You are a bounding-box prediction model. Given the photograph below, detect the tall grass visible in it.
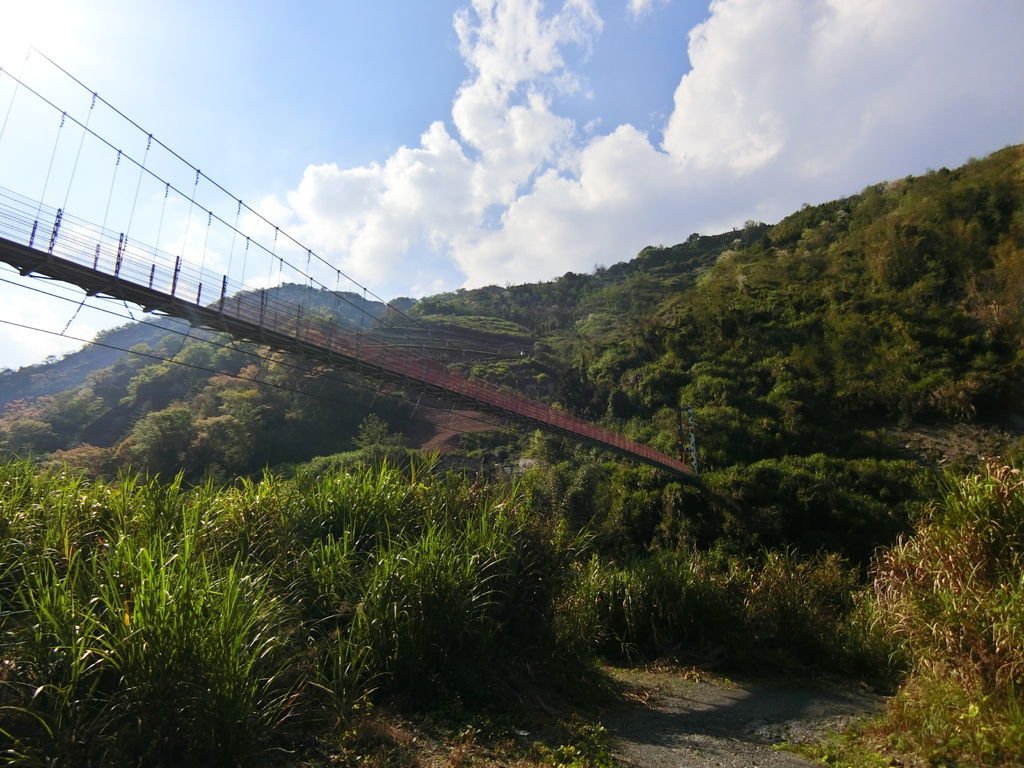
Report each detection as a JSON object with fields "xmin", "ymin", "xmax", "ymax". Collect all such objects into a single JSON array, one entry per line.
[
  {"xmin": 0, "ymin": 455, "xmax": 892, "ymax": 766},
  {"xmin": 554, "ymin": 546, "xmax": 867, "ymax": 668},
  {"xmin": 1, "ymin": 465, "xmax": 296, "ymax": 766},
  {"xmin": 0, "ymin": 459, "xmax": 579, "ymax": 764},
  {"xmin": 869, "ymin": 461, "xmax": 1024, "ymax": 765},
  {"xmin": 92, "ymin": 538, "xmax": 290, "ymax": 764},
  {"xmin": 10, "ymin": 553, "xmax": 105, "ymax": 763}
]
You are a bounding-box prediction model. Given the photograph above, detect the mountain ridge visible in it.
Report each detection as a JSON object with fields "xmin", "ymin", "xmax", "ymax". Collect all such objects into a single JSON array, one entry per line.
[{"xmin": 0, "ymin": 145, "xmax": 1019, "ymax": 494}]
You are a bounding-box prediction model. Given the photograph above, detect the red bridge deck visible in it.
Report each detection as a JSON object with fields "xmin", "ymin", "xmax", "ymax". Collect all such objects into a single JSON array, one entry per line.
[{"xmin": 0, "ymin": 189, "xmax": 692, "ymax": 478}]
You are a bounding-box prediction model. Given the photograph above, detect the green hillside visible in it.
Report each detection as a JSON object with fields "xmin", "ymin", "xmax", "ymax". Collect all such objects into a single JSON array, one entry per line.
[
  {"xmin": 0, "ymin": 145, "xmax": 1022, "ymax": 767},
  {"xmin": 1, "ymin": 147, "xmax": 1021, "ymax": 520},
  {"xmin": 416, "ymin": 146, "xmax": 1023, "ymax": 464},
  {"xmin": 0, "ymin": 286, "xmax": 387, "ymax": 411},
  {"xmin": 407, "ymin": 146, "xmax": 1024, "ymax": 560}
]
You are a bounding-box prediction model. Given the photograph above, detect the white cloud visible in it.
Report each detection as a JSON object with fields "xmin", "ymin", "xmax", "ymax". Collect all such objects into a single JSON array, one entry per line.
[
  {"xmin": 664, "ymin": 0, "xmax": 1024, "ymax": 181},
  {"xmin": 277, "ymin": 0, "xmax": 1024, "ymax": 298},
  {"xmin": 275, "ymin": 0, "xmax": 603, "ymax": 292},
  {"xmin": 450, "ymin": 125, "xmax": 691, "ymax": 285},
  {"xmin": 452, "ymin": 0, "xmax": 600, "ymax": 207},
  {"xmin": 627, "ymin": 0, "xmax": 669, "ymax": 21},
  {"xmin": 454, "ymin": 0, "xmax": 599, "ymax": 92},
  {"xmin": 280, "ymin": 120, "xmax": 476, "ymax": 287}
]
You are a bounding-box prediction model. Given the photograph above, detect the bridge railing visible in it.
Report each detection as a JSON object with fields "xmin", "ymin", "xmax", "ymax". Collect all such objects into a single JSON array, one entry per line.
[{"xmin": 0, "ymin": 185, "xmax": 691, "ymax": 477}]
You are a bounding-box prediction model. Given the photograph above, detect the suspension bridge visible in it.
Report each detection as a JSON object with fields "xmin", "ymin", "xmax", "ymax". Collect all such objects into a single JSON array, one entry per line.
[{"xmin": 0, "ymin": 53, "xmax": 692, "ymax": 478}]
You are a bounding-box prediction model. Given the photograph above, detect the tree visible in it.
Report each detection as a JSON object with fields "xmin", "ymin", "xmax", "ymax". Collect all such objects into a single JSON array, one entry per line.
[
  {"xmin": 1, "ymin": 418, "xmax": 60, "ymax": 454},
  {"xmin": 122, "ymin": 405, "xmax": 194, "ymax": 476},
  {"xmin": 354, "ymin": 413, "xmax": 403, "ymax": 450}
]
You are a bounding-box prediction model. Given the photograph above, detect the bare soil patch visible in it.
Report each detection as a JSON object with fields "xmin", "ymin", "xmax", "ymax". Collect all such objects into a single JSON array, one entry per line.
[
  {"xmin": 417, "ymin": 408, "xmax": 496, "ymax": 453},
  {"xmin": 603, "ymin": 666, "xmax": 883, "ymax": 768}
]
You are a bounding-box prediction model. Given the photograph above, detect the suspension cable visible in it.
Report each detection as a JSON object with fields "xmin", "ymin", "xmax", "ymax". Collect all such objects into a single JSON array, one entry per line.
[
  {"xmin": 60, "ymin": 91, "xmax": 97, "ymax": 211},
  {"xmin": 226, "ymin": 199, "xmax": 241, "ymax": 277},
  {"xmin": 0, "ymin": 69, "xmax": 391, "ymax": 334},
  {"xmin": 98, "ymin": 149, "xmax": 122, "ymax": 246},
  {"xmin": 36, "ymin": 111, "xmax": 66, "ymax": 214},
  {"xmin": 178, "ymin": 169, "xmax": 200, "ymax": 267},
  {"xmin": 27, "ymin": 47, "xmax": 426, "ymax": 328},
  {"xmin": 0, "ymin": 52, "xmax": 30, "ymax": 146},
  {"xmin": 199, "ymin": 210, "xmax": 212, "ymax": 284},
  {"xmin": 153, "ymin": 182, "xmax": 170, "ymax": 259},
  {"xmin": 125, "ymin": 134, "xmax": 153, "ymax": 239}
]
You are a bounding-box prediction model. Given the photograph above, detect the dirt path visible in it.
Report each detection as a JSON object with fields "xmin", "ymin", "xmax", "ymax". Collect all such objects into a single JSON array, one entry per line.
[{"xmin": 603, "ymin": 667, "xmax": 882, "ymax": 768}]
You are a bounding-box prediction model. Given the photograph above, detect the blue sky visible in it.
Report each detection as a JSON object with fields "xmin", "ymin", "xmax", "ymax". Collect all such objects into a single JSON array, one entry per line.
[{"xmin": 0, "ymin": 0, "xmax": 1021, "ymax": 369}]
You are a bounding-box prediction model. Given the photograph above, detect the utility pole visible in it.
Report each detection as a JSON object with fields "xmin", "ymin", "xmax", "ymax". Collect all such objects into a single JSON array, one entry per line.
[
  {"xmin": 676, "ymin": 406, "xmax": 700, "ymax": 475},
  {"xmin": 686, "ymin": 406, "xmax": 699, "ymax": 475}
]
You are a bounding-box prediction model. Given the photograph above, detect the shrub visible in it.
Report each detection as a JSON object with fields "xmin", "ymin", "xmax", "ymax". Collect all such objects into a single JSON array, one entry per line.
[
  {"xmin": 874, "ymin": 463, "xmax": 1024, "ymax": 690},
  {"xmin": 555, "ymin": 546, "xmax": 866, "ymax": 668},
  {"xmin": 870, "ymin": 462, "xmax": 1024, "ymax": 765},
  {"xmin": 744, "ymin": 548, "xmax": 858, "ymax": 664}
]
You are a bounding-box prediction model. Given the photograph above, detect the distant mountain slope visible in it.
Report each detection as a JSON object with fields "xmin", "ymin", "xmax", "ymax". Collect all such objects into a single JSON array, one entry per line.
[
  {"xmin": 0, "ymin": 287, "xmax": 388, "ymax": 409},
  {"xmin": 0, "ymin": 318, "xmax": 195, "ymax": 408},
  {"xmin": 0, "ymin": 146, "xmax": 1019, "ymax": 506},
  {"xmin": 409, "ymin": 145, "xmax": 1023, "ymax": 469}
]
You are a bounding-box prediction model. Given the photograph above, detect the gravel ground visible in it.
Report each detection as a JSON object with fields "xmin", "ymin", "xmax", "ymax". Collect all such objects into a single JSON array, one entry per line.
[{"xmin": 603, "ymin": 667, "xmax": 883, "ymax": 768}]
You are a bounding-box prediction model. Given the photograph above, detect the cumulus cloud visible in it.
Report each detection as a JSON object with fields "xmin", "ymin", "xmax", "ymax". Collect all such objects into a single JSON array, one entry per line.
[
  {"xmin": 273, "ymin": 0, "xmax": 602, "ymax": 292},
  {"xmin": 277, "ymin": 0, "xmax": 1024, "ymax": 298},
  {"xmin": 280, "ymin": 121, "xmax": 476, "ymax": 287},
  {"xmin": 663, "ymin": 0, "xmax": 1024, "ymax": 185}
]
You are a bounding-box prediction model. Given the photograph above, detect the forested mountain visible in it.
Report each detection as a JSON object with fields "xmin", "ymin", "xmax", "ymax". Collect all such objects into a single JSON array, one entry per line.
[
  {"xmin": 417, "ymin": 145, "xmax": 1023, "ymax": 463},
  {"xmin": 1, "ymin": 146, "xmax": 1022, "ymax": 768},
  {"xmin": 0, "ymin": 286, "xmax": 392, "ymax": 410},
  {"xmin": 1, "ymin": 146, "xmax": 1021, "ymax": 548},
  {"xmin": 404, "ymin": 145, "xmax": 1023, "ymax": 560}
]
